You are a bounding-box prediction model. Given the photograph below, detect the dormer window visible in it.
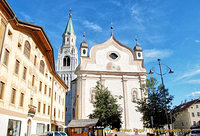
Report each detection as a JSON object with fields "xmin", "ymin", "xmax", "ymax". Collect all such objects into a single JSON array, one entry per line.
[{"xmin": 109, "ymin": 53, "xmax": 118, "ymax": 60}]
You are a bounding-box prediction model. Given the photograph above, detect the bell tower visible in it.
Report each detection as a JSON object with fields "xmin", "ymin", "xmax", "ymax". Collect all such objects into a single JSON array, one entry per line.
[
  {"xmin": 134, "ymin": 38, "xmax": 143, "ymax": 60},
  {"xmin": 57, "ymin": 10, "xmax": 78, "ymax": 90}
]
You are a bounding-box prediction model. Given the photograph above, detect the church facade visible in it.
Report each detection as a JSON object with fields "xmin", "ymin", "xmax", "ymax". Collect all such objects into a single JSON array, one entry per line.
[{"xmin": 72, "ymin": 34, "xmax": 147, "ymax": 130}]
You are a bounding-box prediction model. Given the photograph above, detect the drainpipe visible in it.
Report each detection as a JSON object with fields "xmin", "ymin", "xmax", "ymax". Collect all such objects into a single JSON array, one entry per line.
[{"xmin": 50, "ymin": 76, "xmax": 55, "ymax": 131}]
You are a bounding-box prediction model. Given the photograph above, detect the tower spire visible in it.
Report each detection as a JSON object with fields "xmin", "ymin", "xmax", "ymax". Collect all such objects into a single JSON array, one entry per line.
[{"xmin": 64, "ymin": 9, "xmax": 74, "ymax": 34}]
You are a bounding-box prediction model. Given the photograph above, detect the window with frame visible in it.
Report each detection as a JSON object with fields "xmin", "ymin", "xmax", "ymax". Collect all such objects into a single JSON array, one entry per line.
[
  {"xmin": 48, "ymin": 105, "xmax": 50, "ymax": 115},
  {"xmin": 39, "ymin": 81, "xmax": 42, "ymax": 92},
  {"xmin": 54, "ymin": 108, "xmax": 56, "ymax": 117},
  {"xmin": 109, "ymin": 53, "xmax": 118, "ymax": 60},
  {"xmin": 7, "ymin": 119, "xmax": 21, "ymax": 136},
  {"xmin": 22, "ymin": 66, "xmax": 27, "ymax": 80},
  {"xmin": 3, "ymin": 49, "xmax": 9, "ymax": 66},
  {"xmin": 63, "ymin": 56, "xmax": 70, "ymax": 67},
  {"xmin": 43, "ymin": 104, "xmax": 46, "ymax": 114},
  {"xmin": 196, "ymin": 105, "xmax": 199, "ymax": 108},
  {"xmin": 36, "ymin": 123, "xmax": 45, "ymax": 135},
  {"xmin": 0, "ymin": 81, "xmax": 5, "ymax": 99},
  {"xmin": 23, "ymin": 41, "xmax": 31, "ymax": 58},
  {"xmin": 44, "ymin": 85, "xmax": 47, "ymax": 94},
  {"xmin": 11, "ymin": 88, "xmax": 16, "ymax": 104},
  {"xmin": 38, "ymin": 102, "xmax": 41, "ymax": 112},
  {"xmin": 15, "ymin": 60, "xmax": 20, "ymax": 75},
  {"xmin": 197, "ymin": 112, "xmax": 200, "ymax": 116},
  {"xmin": 20, "ymin": 92, "xmax": 24, "ymax": 107},
  {"xmin": 49, "ymin": 88, "xmax": 51, "ymax": 97},
  {"xmin": 192, "ymin": 112, "xmax": 195, "ymax": 117},
  {"xmin": 39, "ymin": 60, "xmax": 45, "ymax": 74},
  {"xmin": 32, "ymin": 75, "xmax": 35, "ymax": 86},
  {"xmin": 34, "ymin": 55, "xmax": 37, "ymax": 66}
]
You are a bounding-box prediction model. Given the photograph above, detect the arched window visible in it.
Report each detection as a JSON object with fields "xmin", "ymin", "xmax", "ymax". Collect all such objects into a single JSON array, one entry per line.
[
  {"xmin": 131, "ymin": 89, "xmax": 138, "ymax": 102},
  {"xmin": 39, "ymin": 60, "xmax": 45, "ymax": 74},
  {"xmin": 67, "ymin": 57, "xmax": 70, "ymax": 66},
  {"xmin": 63, "ymin": 56, "xmax": 70, "ymax": 67},
  {"xmin": 63, "ymin": 57, "xmax": 66, "ymax": 66},
  {"xmin": 24, "ymin": 41, "xmax": 31, "ymax": 58}
]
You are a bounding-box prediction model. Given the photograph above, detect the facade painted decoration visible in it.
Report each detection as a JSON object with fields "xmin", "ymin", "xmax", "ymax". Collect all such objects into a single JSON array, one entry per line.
[
  {"xmin": 0, "ymin": 1, "xmax": 67, "ymax": 135},
  {"xmin": 72, "ymin": 34, "xmax": 147, "ymax": 131}
]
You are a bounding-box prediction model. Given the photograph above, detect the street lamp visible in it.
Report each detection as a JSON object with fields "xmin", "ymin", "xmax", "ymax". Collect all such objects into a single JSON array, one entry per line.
[{"xmin": 149, "ymin": 58, "xmax": 174, "ymax": 132}]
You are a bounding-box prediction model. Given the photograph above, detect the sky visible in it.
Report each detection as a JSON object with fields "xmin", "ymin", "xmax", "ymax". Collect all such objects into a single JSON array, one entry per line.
[{"xmin": 7, "ymin": 0, "xmax": 200, "ymax": 106}]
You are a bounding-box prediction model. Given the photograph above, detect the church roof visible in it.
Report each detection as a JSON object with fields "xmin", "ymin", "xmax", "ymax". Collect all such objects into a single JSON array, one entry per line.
[{"xmin": 64, "ymin": 13, "xmax": 74, "ymax": 34}]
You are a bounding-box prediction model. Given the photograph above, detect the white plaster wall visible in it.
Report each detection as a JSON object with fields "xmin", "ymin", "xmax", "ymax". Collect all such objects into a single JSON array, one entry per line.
[
  {"xmin": 126, "ymin": 78, "xmax": 144, "ymax": 130},
  {"xmin": 84, "ymin": 78, "xmax": 98, "ymax": 118},
  {"xmin": 105, "ymin": 78, "xmax": 126, "ymax": 128}
]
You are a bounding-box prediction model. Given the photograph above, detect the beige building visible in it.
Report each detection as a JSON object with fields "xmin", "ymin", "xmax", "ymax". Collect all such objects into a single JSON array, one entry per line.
[
  {"xmin": 0, "ymin": 0, "xmax": 67, "ymax": 135},
  {"xmin": 173, "ymin": 98, "xmax": 200, "ymax": 129},
  {"xmin": 72, "ymin": 34, "xmax": 147, "ymax": 132}
]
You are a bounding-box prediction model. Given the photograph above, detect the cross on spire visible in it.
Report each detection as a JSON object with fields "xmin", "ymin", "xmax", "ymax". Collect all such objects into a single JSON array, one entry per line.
[
  {"xmin": 135, "ymin": 37, "xmax": 138, "ymax": 44},
  {"xmin": 83, "ymin": 32, "xmax": 85, "ymax": 41},
  {"xmin": 111, "ymin": 21, "xmax": 113, "ymax": 36},
  {"xmin": 69, "ymin": 8, "xmax": 72, "ymax": 18}
]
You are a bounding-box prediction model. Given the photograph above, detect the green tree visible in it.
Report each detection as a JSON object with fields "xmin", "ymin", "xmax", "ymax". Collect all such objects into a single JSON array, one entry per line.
[
  {"xmin": 89, "ymin": 81, "xmax": 122, "ymax": 129},
  {"xmin": 137, "ymin": 77, "xmax": 174, "ymax": 129}
]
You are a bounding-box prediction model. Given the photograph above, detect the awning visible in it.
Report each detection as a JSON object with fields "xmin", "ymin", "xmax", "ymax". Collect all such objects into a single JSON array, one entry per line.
[
  {"xmin": 67, "ymin": 119, "xmax": 99, "ymax": 128},
  {"xmin": 51, "ymin": 123, "xmax": 67, "ymax": 128}
]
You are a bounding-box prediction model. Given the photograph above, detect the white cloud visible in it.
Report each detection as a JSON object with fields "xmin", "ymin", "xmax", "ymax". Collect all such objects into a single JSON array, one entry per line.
[
  {"xmin": 110, "ymin": 0, "xmax": 121, "ymax": 6},
  {"xmin": 83, "ymin": 21, "xmax": 102, "ymax": 32},
  {"xmin": 187, "ymin": 91, "xmax": 200, "ymax": 97},
  {"xmin": 143, "ymin": 49, "xmax": 173, "ymax": 63},
  {"xmin": 130, "ymin": 4, "xmax": 144, "ymax": 24},
  {"xmin": 185, "ymin": 79, "xmax": 200, "ymax": 84},
  {"xmin": 20, "ymin": 12, "xmax": 33, "ymax": 23},
  {"xmin": 195, "ymin": 40, "xmax": 200, "ymax": 43},
  {"xmin": 177, "ymin": 69, "xmax": 200, "ymax": 80}
]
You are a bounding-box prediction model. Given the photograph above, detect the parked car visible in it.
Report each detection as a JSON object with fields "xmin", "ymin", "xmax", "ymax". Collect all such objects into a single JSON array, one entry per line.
[
  {"xmin": 45, "ymin": 131, "xmax": 67, "ymax": 136},
  {"xmin": 188, "ymin": 129, "xmax": 200, "ymax": 136}
]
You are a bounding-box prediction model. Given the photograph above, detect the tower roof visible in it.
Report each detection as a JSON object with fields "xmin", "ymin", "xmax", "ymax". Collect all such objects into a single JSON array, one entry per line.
[
  {"xmin": 64, "ymin": 12, "xmax": 74, "ymax": 34},
  {"xmin": 134, "ymin": 38, "xmax": 142, "ymax": 51}
]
